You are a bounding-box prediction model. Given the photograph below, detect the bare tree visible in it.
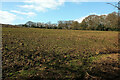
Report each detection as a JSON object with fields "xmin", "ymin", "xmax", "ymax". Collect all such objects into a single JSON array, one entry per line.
[{"xmin": 107, "ymin": 2, "xmax": 120, "ymax": 10}]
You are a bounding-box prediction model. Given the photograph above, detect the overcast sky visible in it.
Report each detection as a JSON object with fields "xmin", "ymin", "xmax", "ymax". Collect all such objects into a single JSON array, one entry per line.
[{"xmin": 0, "ymin": 0, "xmax": 118, "ymax": 24}]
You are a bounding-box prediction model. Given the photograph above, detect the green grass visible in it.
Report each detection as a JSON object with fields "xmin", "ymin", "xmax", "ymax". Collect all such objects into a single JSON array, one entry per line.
[{"xmin": 2, "ymin": 27, "xmax": 119, "ymax": 80}]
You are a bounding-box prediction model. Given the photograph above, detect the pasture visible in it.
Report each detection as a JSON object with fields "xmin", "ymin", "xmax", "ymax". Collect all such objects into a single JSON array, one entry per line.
[{"xmin": 2, "ymin": 27, "xmax": 119, "ymax": 80}]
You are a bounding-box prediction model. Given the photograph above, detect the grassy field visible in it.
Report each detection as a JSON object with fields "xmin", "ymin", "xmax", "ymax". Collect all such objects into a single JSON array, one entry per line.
[{"xmin": 2, "ymin": 27, "xmax": 120, "ymax": 80}]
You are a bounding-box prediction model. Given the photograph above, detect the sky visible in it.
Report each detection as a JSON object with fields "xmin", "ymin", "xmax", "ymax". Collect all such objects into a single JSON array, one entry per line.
[{"xmin": 0, "ymin": 0, "xmax": 119, "ymax": 25}]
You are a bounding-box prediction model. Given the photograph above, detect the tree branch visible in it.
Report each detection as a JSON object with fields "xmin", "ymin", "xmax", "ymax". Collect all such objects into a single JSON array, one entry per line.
[{"xmin": 107, "ymin": 3, "xmax": 120, "ymax": 10}]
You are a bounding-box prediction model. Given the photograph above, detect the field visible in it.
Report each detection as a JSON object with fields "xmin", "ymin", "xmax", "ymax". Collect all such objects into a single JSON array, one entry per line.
[{"xmin": 2, "ymin": 27, "xmax": 120, "ymax": 80}]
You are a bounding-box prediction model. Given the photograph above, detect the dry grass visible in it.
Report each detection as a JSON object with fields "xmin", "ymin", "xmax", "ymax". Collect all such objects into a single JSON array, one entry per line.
[{"xmin": 2, "ymin": 27, "xmax": 119, "ymax": 80}]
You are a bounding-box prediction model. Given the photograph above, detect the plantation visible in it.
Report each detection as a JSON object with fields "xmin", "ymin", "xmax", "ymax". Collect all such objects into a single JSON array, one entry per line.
[{"xmin": 2, "ymin": 27, "xmax": 120, "ymax": 80}]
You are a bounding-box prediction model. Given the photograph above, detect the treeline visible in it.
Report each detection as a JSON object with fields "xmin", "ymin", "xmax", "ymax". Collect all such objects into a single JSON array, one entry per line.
[
  {"xmin": 1, "ymin": 24, "xmax": 19, "ymax": 28},
  {"xmin": 20, "ymin": 12, "xmax": 119, "ymax": 31}
]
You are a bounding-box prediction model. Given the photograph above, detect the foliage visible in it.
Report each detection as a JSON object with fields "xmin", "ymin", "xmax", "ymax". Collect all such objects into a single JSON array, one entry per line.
[{"xmin": 17, "ymin": 12, "xmax": 120, "ymax": 31}]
